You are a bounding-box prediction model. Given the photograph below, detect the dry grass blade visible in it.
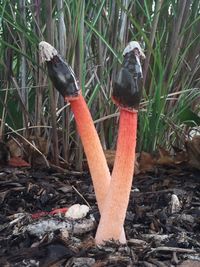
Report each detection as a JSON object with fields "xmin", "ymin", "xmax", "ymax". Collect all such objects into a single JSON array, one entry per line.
[
  {"xmin": 4, "ymin": 122, "xmax": 49, "ymax": 168},
  {"xmin": 0, "ymin": 1, "xmax": 200, "ymax": 165},
  {"xmin": 72, "ymin": 186, "xmax": 92, "ymax": 209}
]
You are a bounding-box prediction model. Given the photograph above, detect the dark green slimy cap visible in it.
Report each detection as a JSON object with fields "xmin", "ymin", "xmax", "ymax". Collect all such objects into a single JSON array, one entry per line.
[
  {"xmin": 112, "ymin": 42, "xmax": 145, "ymax": 110},
  {"xmin": 39, "ymin": 41, "xmax": 80, "ymax": 98}
]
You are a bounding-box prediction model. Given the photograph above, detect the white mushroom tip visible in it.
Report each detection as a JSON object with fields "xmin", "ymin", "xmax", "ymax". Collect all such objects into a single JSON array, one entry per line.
[
  {"xmin": 39, "ymin": 41, "xmax": 58, "ymax": 62},
  {"xmin": 123, "ymin": 41, "xmax": 145, "ymax": 59}
]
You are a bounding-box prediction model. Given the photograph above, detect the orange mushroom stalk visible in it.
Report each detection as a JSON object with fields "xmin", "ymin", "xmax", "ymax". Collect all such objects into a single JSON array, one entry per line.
[
  {"xmin": 95, "ymin": 41, "xmax": 145, "ymax": 244},
  {"xmin": 39, "ymin": 41, "xmax": 126, "ymax": 242}
]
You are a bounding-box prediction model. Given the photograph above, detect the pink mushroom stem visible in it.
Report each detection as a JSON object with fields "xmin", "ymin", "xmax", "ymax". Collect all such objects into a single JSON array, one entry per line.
[
  {"xmin": 39, "ymin": 41, "xmax": 126, "ymax": 242},
  {"xmin": 95, "ymin": 41, "xmax": 145, "ymax": 244},
  {"xmin": 95, "ymin": 108, "xmax": 137, "ymax": 243}
]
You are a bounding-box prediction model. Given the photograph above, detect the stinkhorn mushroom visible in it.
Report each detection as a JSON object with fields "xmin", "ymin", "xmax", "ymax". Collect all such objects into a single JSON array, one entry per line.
[
  {"xmin": 95, "ymin": 41, "xmax": 145, "ymax": 244},
  {"xmin": 39, "ymin": 41, "xmax": 126, "ymax": 242}
]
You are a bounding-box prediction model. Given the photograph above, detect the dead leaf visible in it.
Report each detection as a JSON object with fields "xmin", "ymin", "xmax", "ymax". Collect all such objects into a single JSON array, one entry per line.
[
  {"xmin": 157, "ymin": 146, "xmax": 174, "ymax": 165},
  {"xmin": 172, "ymin": 145, "xmax": 188, "ymax": 164},
  {"xmin": 21, "ymin": 136, "xmax": 49, "ymax": 167},
  {"xmin": 185, "ymin": 135, "xmax": 200, "ymax": 170},
  {"xmin": 82, "ymin": 149, "xmax": 115, "ymax": 170},
  {"xmin": 139, "ymin": 151, "xmax": 155, "ymax": 172},
  {"xmin": 7, "ymin": 138, "xmax": 23, "ymax": 158},
  {"xmin": 27, "ymin": 135, "xmax": 48, "ymax": 155},
  {"xmin": 83, "ymin": 149, "xmax": 139, "ymax": 174},
  {"xmin": 104, "ymin": 149, "xmax": 115, "ymax": 168},
  {"xmin": 134, "ymin": 153, "xmax": 140, "ymax": 175},
  {"xmin": 174, "ymin": 150, "xmax": 188, "ymax": 164}
]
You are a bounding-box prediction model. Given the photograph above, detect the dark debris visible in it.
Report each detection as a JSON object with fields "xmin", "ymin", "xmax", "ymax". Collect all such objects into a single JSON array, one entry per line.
[{"xmin": 0, "ymin": 165, "xmax": 200, "ymax": 266}]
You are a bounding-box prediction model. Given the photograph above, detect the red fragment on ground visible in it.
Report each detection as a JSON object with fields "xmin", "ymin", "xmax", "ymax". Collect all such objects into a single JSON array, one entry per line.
[
  {"xmin": 8, "ymin": 157, "xmax": 31, "ymax": 167},
  {"xmin": 31, "ymin": 207, "xmax": 68, "ymax": 219},
  {"xmin": 31, "ymin": 211, "xmax": 49, "ymax": 219},
  {"xmin": 49, "ymin": 207, "xmax": 68, "ymax": 215}
]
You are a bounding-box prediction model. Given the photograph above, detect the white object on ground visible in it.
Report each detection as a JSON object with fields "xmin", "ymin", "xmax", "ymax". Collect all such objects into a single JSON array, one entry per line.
[
  {"xmin": 26, "ymin": 216, "xmax": 95, "ymax": 237},
  {"xmin": 65, "ymin": 204, "xmax": 90, "ymax": 219},
  {"xmin": 170, "ymin": 194, "xmax": 181, "ymax": 214}
]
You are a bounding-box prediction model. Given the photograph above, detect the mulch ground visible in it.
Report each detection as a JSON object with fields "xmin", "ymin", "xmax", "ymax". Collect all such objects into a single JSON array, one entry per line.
[{"xmin": 0, "ymin": 164, "xmax": 200, "ymax": 267}]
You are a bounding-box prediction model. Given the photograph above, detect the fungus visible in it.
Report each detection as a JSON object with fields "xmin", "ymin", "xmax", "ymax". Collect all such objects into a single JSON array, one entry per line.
[
  {"xmin": 39, "ymin": 41, "xmax": 126, "ymax": 242},
  {"xmin": 95, "ymin": 42, "xmax": 145, "ymax": 244}
]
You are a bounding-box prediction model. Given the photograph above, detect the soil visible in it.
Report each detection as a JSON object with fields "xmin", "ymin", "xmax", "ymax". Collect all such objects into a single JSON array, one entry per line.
[{"xmin": 0, "ymin": 164, "xmax": 200, "ymax": 267}]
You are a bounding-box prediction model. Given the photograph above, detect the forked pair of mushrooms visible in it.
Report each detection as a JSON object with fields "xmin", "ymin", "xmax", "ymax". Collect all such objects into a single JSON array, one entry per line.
[{"xmin": 39, "ymin": 41, "xmax": 145, "ymax": 245}]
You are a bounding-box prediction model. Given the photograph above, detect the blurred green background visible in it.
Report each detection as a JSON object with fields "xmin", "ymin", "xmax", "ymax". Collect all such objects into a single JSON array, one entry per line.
[{"xmin": 0, "ymin": 0, "xmax": 200, "ymax": 169}]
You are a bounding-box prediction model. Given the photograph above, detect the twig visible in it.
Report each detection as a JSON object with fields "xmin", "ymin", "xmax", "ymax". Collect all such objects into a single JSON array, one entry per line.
[
  {"xmin": 6, "ymin": 125, "xmax": 53, "ymax": 134},
  {"xmin": 72, "ymin": 185, "xmax": 92, "ymax": 209},
  {"xmin": 150, "ymin": 246, "xmax": 196, "ymax": 254},
  {"xmin": 4, "ymin": 122, "xmax": 50, "ymax": 168},
  {"xmin": 0, "ymin": 84, "xmax": 9, "ymax": 139},
  {"xmin": 0, "ymin": 84, "xmax": 48, "ymax": 92}
]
